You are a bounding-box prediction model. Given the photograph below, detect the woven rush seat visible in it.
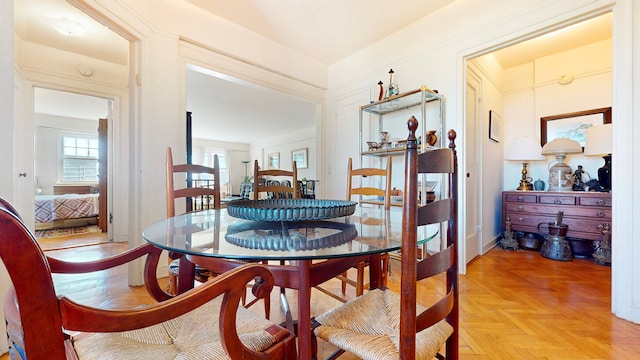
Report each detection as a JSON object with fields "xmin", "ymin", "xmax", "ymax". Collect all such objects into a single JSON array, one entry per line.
[
  {"xmin": 72, "ymin": 297, "xmax": 281, "ymax": 359},
  {"xmin": 314, "ymin": 288, "xmax": 453, "ymax": 360}
]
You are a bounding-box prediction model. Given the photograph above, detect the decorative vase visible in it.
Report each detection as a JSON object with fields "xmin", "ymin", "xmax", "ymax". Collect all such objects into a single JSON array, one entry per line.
[
  {"xmin": 534, "ymin": 179, "xmax": 545, "ymax": 191},
  {"xmin": 426, "ymin": 130, "xmax": 438, "ymax": 146},
  {"xmin": 380, "ymin": 131, "xmax": 389, "ymax": 143}
]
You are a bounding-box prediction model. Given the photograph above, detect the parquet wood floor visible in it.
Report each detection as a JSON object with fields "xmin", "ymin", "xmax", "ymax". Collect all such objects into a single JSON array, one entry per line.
[{"xmin": 2, "ymin": 235, "xmax": 639, "ymax": 359}]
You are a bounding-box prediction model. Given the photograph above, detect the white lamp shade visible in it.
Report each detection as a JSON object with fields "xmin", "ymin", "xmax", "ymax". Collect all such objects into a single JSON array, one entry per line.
[
  {"xmin": 504, "ymin": 136, "xmax": 545, "ymax": 161},
  {"xmin": 584, "ymin": 123, "xmax": 612, "ymax": 156},
  {"xmin": 541, "ymin": 138, "xmax": 582, "ymax": 155}
]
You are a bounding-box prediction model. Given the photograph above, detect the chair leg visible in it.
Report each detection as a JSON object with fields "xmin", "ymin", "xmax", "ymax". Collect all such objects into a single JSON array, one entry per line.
[
  {"xmin": 381, "ymin": 253, "xmax": 389, "ymax": 287},
  {"xmin": 355, "ymin": 261, "xmax": 365, "ymax": 296},
  {"xmin": 340, "ymin": 271, "xmax": 348, "ymax": 294}
]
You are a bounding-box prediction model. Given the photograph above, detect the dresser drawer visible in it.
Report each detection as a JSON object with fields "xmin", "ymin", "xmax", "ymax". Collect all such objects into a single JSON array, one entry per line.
[
  {"xmin": 505, "ymin": 193, "xmax": 537, "ymax": 203},
  {"xmin": 539, "ymin": 194, "xmax": 576, "ymax": 205},
  {"xmin": 505, "ymin": 203, "xmax": 611, "ymax": 219},
  {"xmin": 506, "ymin": 213, "xmax": 610, "ymax": 240},
  {"xmin": 580, "ymin": 196, "xmax": 611, "ymax": 207}
]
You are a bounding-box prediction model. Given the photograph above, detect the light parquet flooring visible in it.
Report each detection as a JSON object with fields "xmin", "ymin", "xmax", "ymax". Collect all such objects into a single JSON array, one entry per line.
[{"xmin": 2, "ymin": 237, "xmax": 639, "ymax": 359}]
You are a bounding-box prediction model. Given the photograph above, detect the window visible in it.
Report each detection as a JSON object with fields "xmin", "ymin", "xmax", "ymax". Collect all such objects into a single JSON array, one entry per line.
[
  {"xmin": 204, "ymin": 151, "xmax": 228, "ymax": 184},
  {"xmin": 61, "ymin": 133, "xmax": 99, "ymax": 182}
]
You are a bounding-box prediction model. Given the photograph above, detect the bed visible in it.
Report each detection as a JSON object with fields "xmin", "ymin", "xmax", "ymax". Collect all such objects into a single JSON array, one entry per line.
[{"xmin": 35, "ymin": 186, "xmax": 100, "ymax": 230}]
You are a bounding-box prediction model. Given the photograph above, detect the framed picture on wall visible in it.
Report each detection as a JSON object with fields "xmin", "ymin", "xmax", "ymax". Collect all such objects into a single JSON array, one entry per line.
[
  {"xmin": 268, "ymin": 152, "xmax": 280, "ymax": 169},
  {"xmin": 489, "ymin": 110, "xmax": 501, "ymax": 142},
  {"xmin": 540, "ymin": 107, "xmax": 612, "ymax": 147},
  {"xmin": 292, "ymin": 148, "xmax": 308, "ymax": 169}
]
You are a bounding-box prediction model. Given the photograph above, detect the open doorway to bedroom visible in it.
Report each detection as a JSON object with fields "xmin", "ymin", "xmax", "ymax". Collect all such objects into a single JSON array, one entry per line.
[{"xmin": 33, "ymin": 87, "xmax": 110, "ymax": 248}]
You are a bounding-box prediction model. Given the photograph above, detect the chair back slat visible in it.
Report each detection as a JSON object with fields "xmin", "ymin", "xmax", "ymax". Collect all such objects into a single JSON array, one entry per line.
[
  {"xmin": 416, "ymin": 198, "xmax": 453, "ymax": 226},
  {"xmin": 416, "ymin": 244, "xmax": 455, "ymax": 280}
]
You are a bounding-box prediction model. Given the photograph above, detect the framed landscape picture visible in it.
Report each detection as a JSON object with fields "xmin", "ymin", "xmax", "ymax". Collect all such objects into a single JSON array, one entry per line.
[
  {"xmin": 540, "ymin": 107, "xmax": 612, "ymax": 147},
  {"xmin": 292, "ymin": 148, "xmax": 308, "ymax": 169},
  {"xmin": 268, "ymin": 152, "xmax": 279, "ymax": 169}
]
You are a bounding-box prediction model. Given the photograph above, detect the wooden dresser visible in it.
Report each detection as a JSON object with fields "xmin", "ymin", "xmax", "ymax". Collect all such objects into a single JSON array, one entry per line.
[{"xmin": 502, "ymin": 190, "xmax": 611, "ymax": 256}]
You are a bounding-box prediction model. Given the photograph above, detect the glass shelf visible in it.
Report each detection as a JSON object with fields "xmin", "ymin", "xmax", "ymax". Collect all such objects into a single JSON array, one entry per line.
[{"xmin": 360, "ymin": 86, "xmax": 442, "ymax": 116}]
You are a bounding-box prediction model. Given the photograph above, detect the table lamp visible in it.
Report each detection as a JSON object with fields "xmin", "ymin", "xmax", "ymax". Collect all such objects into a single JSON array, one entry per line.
[
  {"xmin": 583, "ymin": 123, "xmax": 612, "ymax": 191},
  {"xmin": 541, "ymin": 138, "xmax": 582, "ymax": 191},
  {"xmin": 504, "ymin": 136, "xmax": 545, "ymax": 190}
]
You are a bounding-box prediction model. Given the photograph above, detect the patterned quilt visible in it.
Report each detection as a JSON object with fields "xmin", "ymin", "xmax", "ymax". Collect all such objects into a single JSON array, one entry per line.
[{"xmin": 35, "ymin": 194, "xmax": 99, "ymax": 223}]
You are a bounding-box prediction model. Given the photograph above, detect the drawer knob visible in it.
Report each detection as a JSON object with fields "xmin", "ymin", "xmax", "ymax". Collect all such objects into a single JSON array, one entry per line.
[
  {"xmin": 517, "ymin": 196, "xmax": 524, "ymax": 202},
  {"xmin": 517, "ymin": 205, "xmax": 524, "ymax": 211},
  {"xmin": 516, "ymin": 217, "xmax": 524, "ymax": 222},
  {"xmin": 596, "ymin": 199, "xmax": 606, "ymax": 206},
  {"xmin": 597, "ymin": 211, "xmax": 605, "ymax": 218},
  {"xmin": 597, "ymin": 224, "xmax": 605, "ymax": 231},
  {"xmin": 553, "ymin": 199, "xmax": 561, "ymax": 205}
]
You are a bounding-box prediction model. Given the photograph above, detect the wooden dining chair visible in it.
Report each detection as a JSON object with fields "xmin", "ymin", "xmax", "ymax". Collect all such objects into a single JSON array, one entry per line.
[
  {"xmin": 0, "ymin": 197, "xmax": 296, "ymax": 360},
  {"xmin": 329, "ymin": 157, "xmax": 392, "ymax": 301},
  {"xmin": 253, "ymin": 160, "xmax": 299, "ymax": 199},
  {"xmin": 166, "ymin": 147, "xmax": 221, "ymax": 294},
  {"xmin": 314, "ymin": 119, "xmax": 459, "ymax": 360},
  {"xmin": 166, "ymin": 148, "xmax": 270, "ymax": 315}
]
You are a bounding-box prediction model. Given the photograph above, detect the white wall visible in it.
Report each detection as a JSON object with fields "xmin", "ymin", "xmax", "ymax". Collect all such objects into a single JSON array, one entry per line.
[
  {"xmin": 503, "ymin": 39, "xmax": 612, "ymax": 190},
  {"xmin": 254, "ymin": 127, "xmax": 317, "ymax": 183}
]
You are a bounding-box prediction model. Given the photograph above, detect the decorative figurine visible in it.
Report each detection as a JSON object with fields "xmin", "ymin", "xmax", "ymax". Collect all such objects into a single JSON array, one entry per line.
[
  {"xmin": 387, "ymin": 69, "xmax": 396, "ymax": 97},
  {"xmin": 377, "ymin": 81, "xmax": 384, "ymax": 101},
  {"xmin": 499, "ymin": 216, "xmax": 519, "ymax": 250},
  {"xmin": 585, "ymin": 179, "xmax": 604, "ymax": 192},
  {"xmin": 592, "ymin": 223, "xmax": 611, "ymax": 266},
  {"xmin": 572, "ymin": 165, "xmax": 587, "ymax": 191}
]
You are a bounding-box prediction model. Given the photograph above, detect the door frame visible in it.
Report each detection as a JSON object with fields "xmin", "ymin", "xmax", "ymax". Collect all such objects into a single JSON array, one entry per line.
[{"xmin": 26, "ymin": 83, "xmax": 121, "ymax": 239}]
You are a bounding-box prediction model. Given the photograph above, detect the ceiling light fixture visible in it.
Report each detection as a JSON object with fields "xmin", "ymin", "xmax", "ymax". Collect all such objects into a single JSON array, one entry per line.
[{"xmin": 48, "ymin": 17, "xmax": 86, "ymax": 37}]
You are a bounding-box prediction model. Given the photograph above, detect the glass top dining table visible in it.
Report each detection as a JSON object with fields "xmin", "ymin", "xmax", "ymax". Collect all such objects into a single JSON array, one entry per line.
[
  {"xmin": 142, "ymin": 205, "xmax": 414, "ymax": 261},
  {"xmin": 142, "ymin": 204, "xmax": 437, "ymax": 360}
]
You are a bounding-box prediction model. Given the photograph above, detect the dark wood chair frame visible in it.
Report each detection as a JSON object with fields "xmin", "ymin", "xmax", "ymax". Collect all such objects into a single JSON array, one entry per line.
[
  {"xmin": 0, "ymin": 198, "xmax": 296, "ymax": 360},
  {"xmin": 399, "ymin": 120, "xmax": 459, "ymax": 359},
  {"xmin": 314, "ymin": 119, "xmax": 459, "ymax": 360}
]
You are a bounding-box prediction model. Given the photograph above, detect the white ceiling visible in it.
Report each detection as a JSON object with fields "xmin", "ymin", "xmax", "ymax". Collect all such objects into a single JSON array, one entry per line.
[
  {"xmin": 184, "ymin": 0, "xmax": 454, "ymax": 65},
  {"xmin": 18, "ymin": 0, "xmax": 612, "ymax": 143}
]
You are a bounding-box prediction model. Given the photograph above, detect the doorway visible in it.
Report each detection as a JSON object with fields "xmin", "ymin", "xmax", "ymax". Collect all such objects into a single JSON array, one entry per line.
[
  {"xmin": 463, "ymin": 12, "xmax": 612, "ymax": 261},
  {"xmin": 185, "ymin": 65, "xmax": 318, "ymax": 197},
  {"xmin": 33, "ymin": 87, "xmax": 110, "ymax": 246}
]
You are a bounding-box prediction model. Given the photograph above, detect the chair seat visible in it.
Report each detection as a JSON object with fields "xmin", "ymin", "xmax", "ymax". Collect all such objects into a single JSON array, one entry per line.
[
  {"xmin": 73, "ymin": 297, "xmax": 279, "ymax": 359},
  {"xmin": 314, "ymin": 288, "xmax": 453, "ymax": 360}
]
